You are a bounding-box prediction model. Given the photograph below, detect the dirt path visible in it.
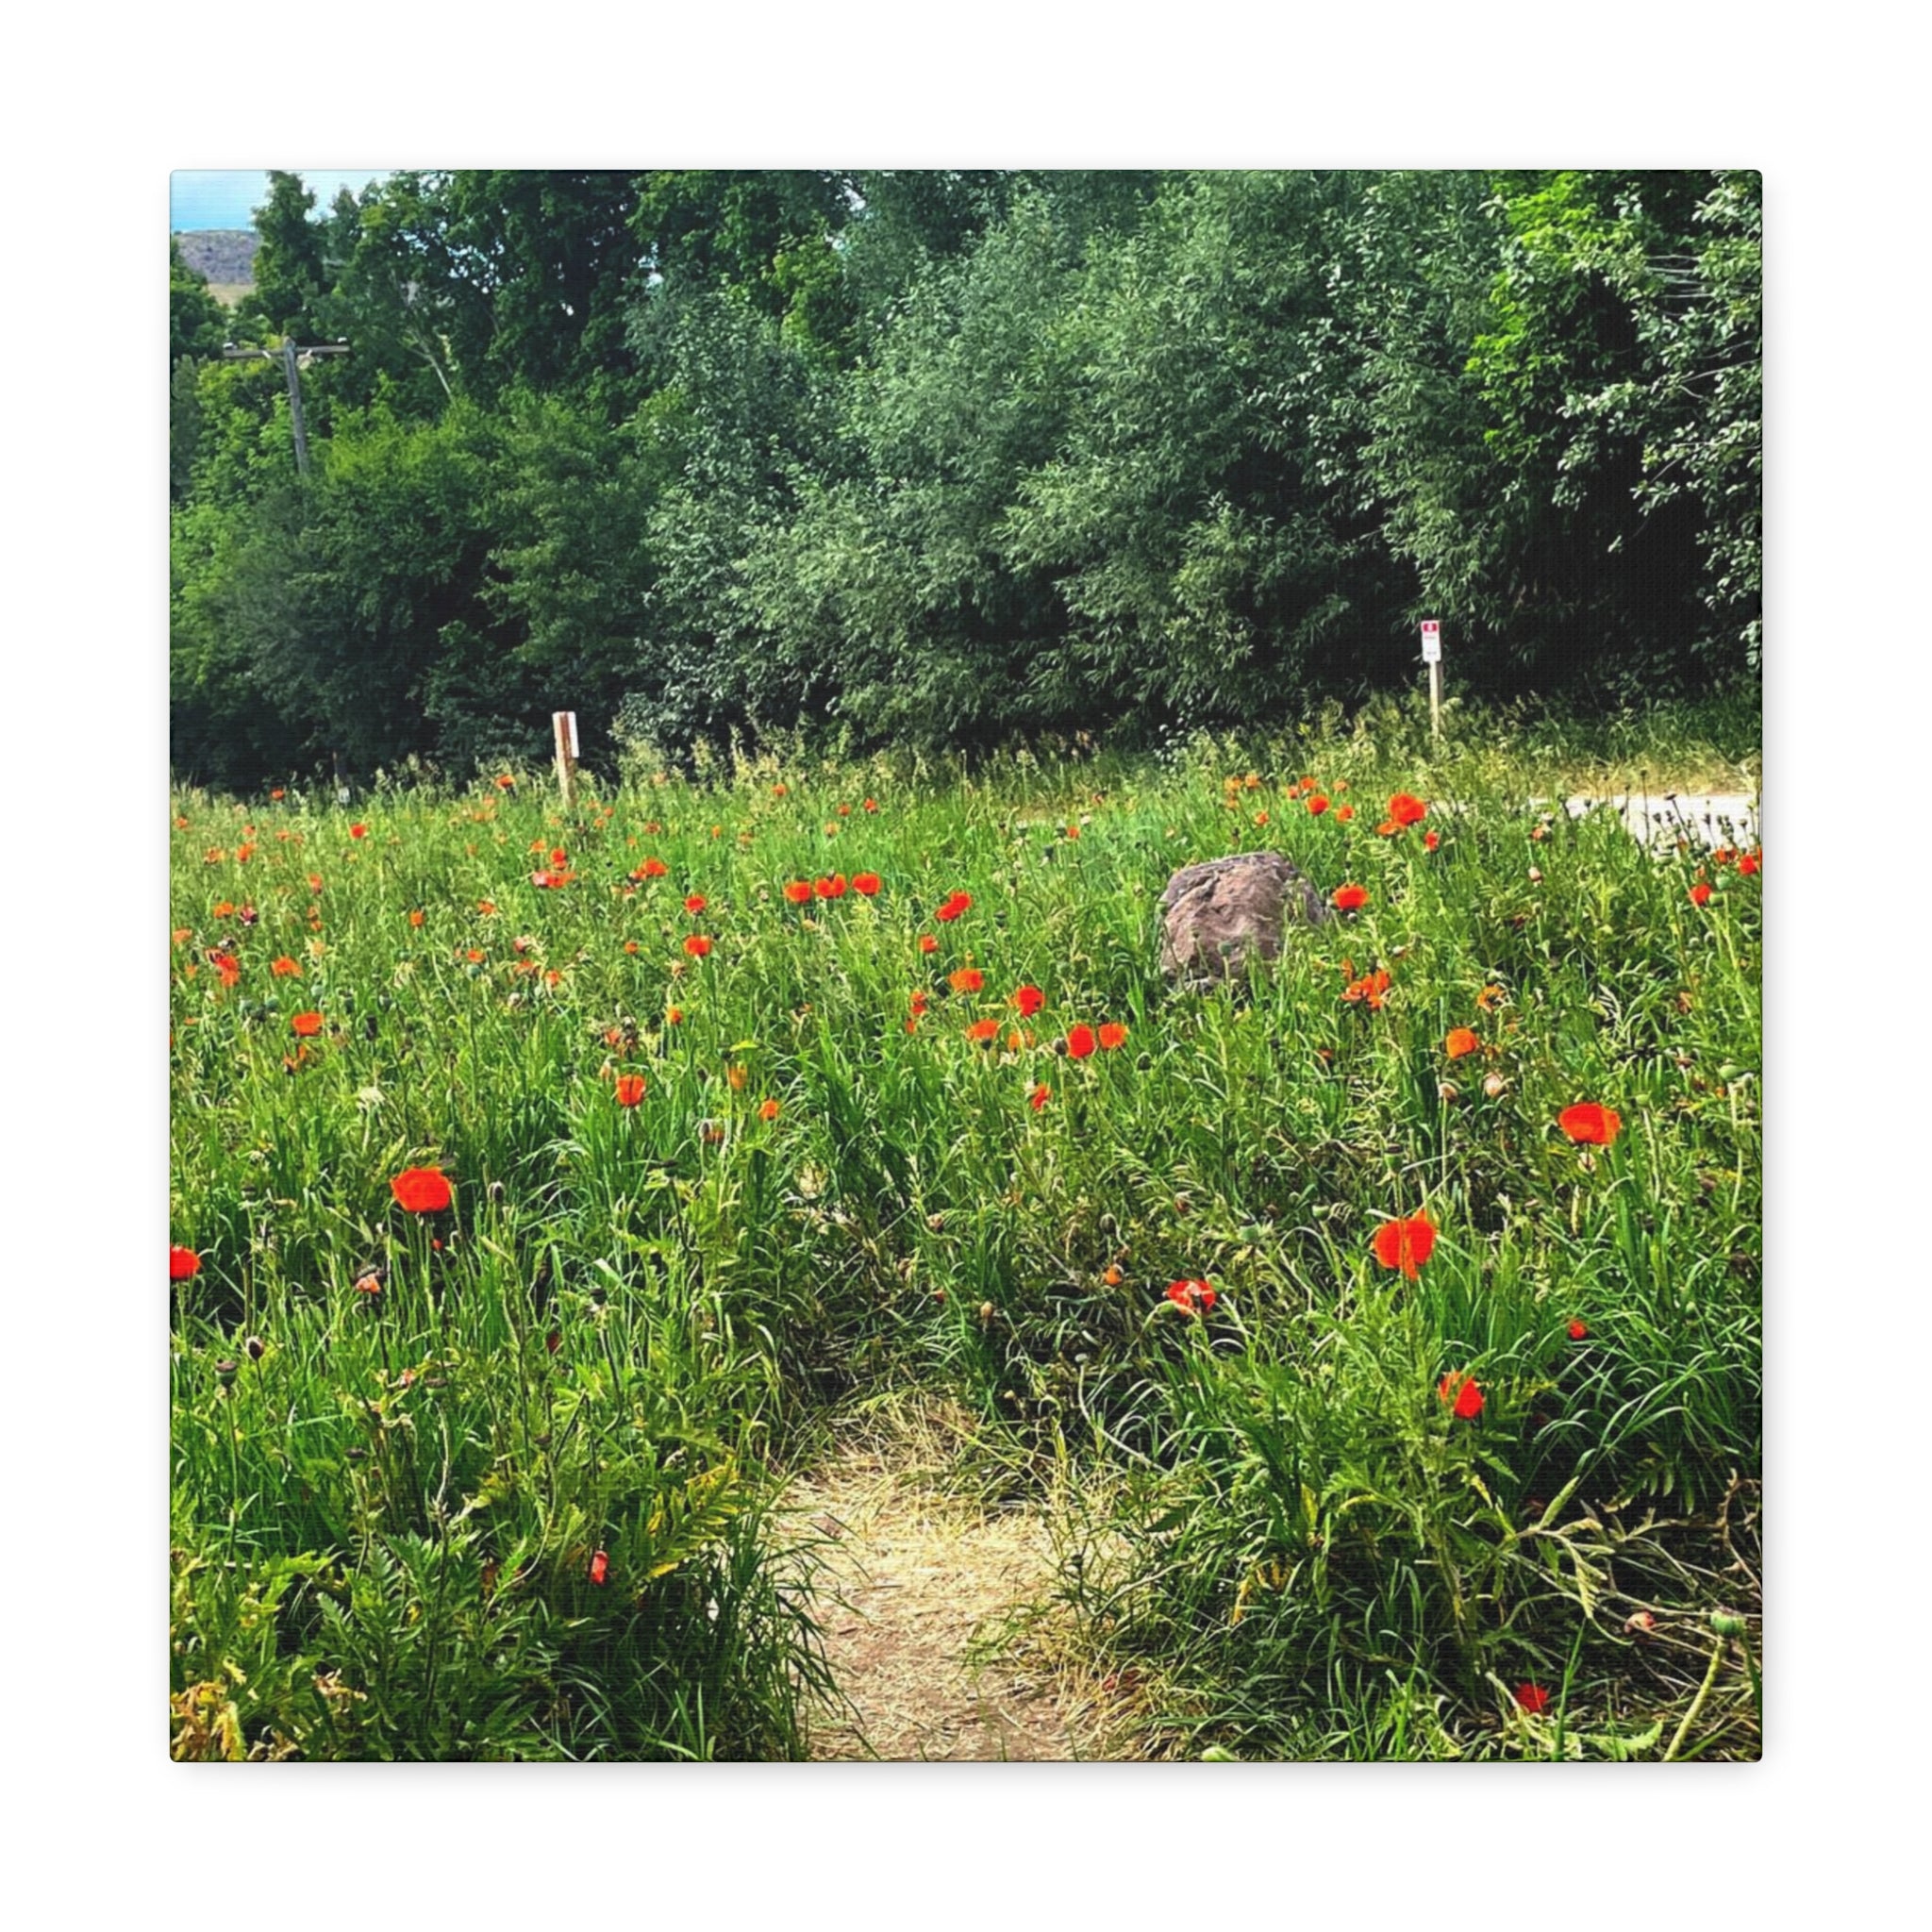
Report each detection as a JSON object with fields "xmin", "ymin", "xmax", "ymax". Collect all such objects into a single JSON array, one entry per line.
[{"xmin": 783, "ymin": 1407, "xmax": 1117, "ymax": 1762}]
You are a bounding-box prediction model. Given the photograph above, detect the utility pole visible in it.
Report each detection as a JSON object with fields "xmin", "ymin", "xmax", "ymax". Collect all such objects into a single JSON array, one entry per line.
[{"xmin": 221, "ymin": 339, "xmax": 351, "ymax": 475}]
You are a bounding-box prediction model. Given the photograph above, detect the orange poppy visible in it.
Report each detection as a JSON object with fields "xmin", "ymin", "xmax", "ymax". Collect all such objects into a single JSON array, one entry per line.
[
  {"xmin": 1558, "ymin": 1103, "xmax": 1622, "ymax": 1146},
  {"xmin": 291, "ymin": 1011, "xmax": 324, "ymax": 1037},
  {"xmin": 816, "ymin": 874, "xmax": 847, "ymax": 899},
  {"xmin": 758, "ymin": 1098, "xmax": 782, "ymax": 1122},
  {"xmin": 685, "ymin": 894, "xmax": 708, "ymax": 915},
  {"xmin": 272, "ymin": 957, "xmax": 300, "ymax": 977},
  {"xmin": 919, "ymin": 935, "xmax": 940, "ymax": 954},
  {"xmin": 949, "ymin": 968, "xmax": 985, "ymax": 994},
  {"xmin": 1028, "ymin": 1083, "xmax": 1051, "ymax": 1110},
  {"xmin": 1332, "ymin": 883, "xmax": 1369, "ymax": 911},
  {"xmin": 852, "ymin": 873, "xmax": 881, "ymax": 896},
  {"xmin": 684, "ymin": 935, "xmax": 712, "ymax": 958},
  {"xmin": 615, "ymin": 1074, "xmax": 646, "ymax": 1107},
  {"xmin": 1336, "ymin": 804, "xmax": 1355, "ymax": 822},
  {"xmin": 1444, "ymin": 1027, "xmax": 1478, "ymax": 1059},
  {"xmin": 784, "ymin": 880, "xmax": 812, "ymax": 905},
  {"xmin": 1372, "ymin": 1214, "xmax": 1437, "ymax": 1278},
  {"xmin": 965, "ymin": 1019, "xmax": 1000, "ymax": 1042},
  {"xmin": 1097, "ymin": 1022, "xmax": 1127, "ymax": 1051},
  {"xmin": 1307, "ymin": 794, "xmax": 1329, "ymax": 815},
  {"xmin": 1389, "ymin": 793, "xmax": 1427, "ymax": 827}
]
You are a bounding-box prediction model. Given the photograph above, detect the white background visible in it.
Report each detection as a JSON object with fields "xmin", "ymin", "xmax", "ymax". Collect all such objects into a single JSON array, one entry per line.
[{"xmin": 2, "ymin": 8, "xmax": 1918, "ymax": 1924}]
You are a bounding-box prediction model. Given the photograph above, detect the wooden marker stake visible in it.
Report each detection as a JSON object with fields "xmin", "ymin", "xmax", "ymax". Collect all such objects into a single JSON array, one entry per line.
[{"xmin": 553, "ymin": 711, "xmax": 579, "ymax": 808}]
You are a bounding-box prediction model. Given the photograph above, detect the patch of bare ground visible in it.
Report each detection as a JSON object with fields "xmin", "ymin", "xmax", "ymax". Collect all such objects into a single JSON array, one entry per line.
[{"xmin": 781, "ymin": 1398, "xmax": 1130, "ymax": 1762}]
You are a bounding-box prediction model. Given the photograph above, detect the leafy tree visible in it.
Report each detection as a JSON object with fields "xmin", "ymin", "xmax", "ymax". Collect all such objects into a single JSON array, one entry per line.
[{"xmin": 171, "ymin": 238, "xmax": 228, "ymax": 365}]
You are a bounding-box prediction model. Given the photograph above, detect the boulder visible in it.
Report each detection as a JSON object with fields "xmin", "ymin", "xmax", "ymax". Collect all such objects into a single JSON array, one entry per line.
[{"xmin": 1158, "ymin": 851, "xmax": 1329, "ymax": 986}]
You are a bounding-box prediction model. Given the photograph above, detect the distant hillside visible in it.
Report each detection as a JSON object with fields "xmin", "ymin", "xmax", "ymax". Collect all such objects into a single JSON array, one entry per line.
[{"xmin": 175, "ymin": 229, "xmax": 258, "ymax": 297}]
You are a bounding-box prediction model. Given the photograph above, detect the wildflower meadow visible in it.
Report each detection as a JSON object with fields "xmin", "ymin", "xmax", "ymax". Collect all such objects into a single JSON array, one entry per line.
[{"xmin": 169, "ymin": 708, "xmax": 1760, "ymax": 1761}]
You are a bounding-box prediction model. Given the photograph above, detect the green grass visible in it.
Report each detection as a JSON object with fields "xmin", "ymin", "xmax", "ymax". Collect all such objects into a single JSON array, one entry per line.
[{"xmin": 170, "ymin": 710, "xmax": 1760, "ymax": 1759}]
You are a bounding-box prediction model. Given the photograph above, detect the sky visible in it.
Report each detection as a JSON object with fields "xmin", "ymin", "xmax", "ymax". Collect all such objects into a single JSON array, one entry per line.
[{"xmin": 171, "ymin": 169, "xmax": 389, "ymax": 231}]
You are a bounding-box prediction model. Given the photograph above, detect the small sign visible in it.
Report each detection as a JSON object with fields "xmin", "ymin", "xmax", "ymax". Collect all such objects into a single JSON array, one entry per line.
[
  {"xmin": 1420, "ymin": 620, "xmax": 1441, "ymax": 665},
  {"xmin": 567, "ymin": 713, "xmax": 580, "ymax": 758}
]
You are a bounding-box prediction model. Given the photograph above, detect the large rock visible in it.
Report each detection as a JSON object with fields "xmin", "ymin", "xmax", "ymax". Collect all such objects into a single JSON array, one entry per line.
[{"xmin": 1158, "ymin": 851, "xmax": 1329, "ymax": 986}]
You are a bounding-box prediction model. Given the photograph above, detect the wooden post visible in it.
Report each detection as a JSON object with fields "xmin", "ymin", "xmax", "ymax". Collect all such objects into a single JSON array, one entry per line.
[{"xmin": 553, "ymin": 711, "xmax": 578, "ymax": 808}]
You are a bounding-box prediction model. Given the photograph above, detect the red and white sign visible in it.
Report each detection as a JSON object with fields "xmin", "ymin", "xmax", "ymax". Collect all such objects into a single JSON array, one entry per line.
[{"xmin": 1420, "ymin": 620, "xmax": 1441, "ymax": 665}]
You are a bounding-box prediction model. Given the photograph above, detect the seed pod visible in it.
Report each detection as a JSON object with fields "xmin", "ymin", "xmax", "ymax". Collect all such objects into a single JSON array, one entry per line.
[{"xmin": 1483, "ymin": 1073, "xmax": 1508, "ymax": 1100}]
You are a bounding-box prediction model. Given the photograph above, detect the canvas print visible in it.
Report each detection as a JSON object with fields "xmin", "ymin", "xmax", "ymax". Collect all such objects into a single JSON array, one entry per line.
[{"xmin": 169, "ymin": 169, "xmax": 1761, "ymax": 1761}]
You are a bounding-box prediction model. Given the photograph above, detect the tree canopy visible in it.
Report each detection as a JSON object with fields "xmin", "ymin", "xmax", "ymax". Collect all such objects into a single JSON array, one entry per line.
[{"xmin": 171, "ymin": 168, "xmax": 1760, "ymax": 790}]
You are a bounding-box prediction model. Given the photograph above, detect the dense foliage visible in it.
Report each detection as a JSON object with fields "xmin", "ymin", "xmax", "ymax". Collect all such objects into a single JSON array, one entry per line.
[{"xmin": 170, "ymin": 170, "xmax": 1760, "ymax": 791}]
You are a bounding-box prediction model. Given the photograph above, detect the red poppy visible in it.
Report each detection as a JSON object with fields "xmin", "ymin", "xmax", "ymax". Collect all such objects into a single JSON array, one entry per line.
[
  {"xmin": 1373, "ymin": 1214, "xmax": 1437, "ymax": 1278},
  {"xmin": 1375, "ymin": 819, "xmax": 1402, "ymax": 838},
  {"xmin": 1013, "ymin": 985, "xmax": 1045, "ymax": 1017},
  {"xmin": 1166, "ymin": 1278, "xmax": 1217, "ymax": 1315},
  {"xmin": 408, "ymin": 909, "xmax": 425, "ymax": 928},
  {"xmin": 783, "ymin": 880, "xmax": 812, "ymax": 905},
  {"xmin": 589, "ymin": 1550, "xmax": 610, "ymax": 1586},
  {"xmin": 1558, "ymin": 1103, "xmax": 1622, "ymax": 1147},
  {"xmin": 1514, "ymin": 1683, "xmax": 1550, "ymax": 1715},
  {"xmin": 1424, "ymin": 830, "xmax": 1440, "ymax": 852},
  {"xmin": 965, "ymin": 1018, "xmax": 1001, "ymax": 1042},
  {"xmin": 350, "ymin": 824, "xmax": 368, "ymax": 840},
  {"xmin": 1098, "ymin": 1022, "xmax": 1128, "ymax": 1051},
  {"xmin": 211, "ymin": 953, "xmax": 242, "ymax": 989},
  {"xmin": 684, "ymin": 893, "xmax": 708, "ymax": 915},
  {"xmin": 1028, "ymin": 1083, "xmax": 1051, "ymax": 1110},
  {"xmin": 1336, "ymin": 804, "xmax": 1355, "ymax": 822},
  {"xmin": 1444, "ymin": 1027, "xmax": 1477, "ymax": 1060},
  {"xmin": 852, "ymin": 873, "xmax": 881, "ymax": 896},
  {"xmin": 910, "ymin": 991, "xmax": 930, "ymax": 1018},
  {"xmin": 270, "ymin": 788, "xmax": 286, "ymax": 801},
  {"xmin": 496, "ymin": 774, "xmax": 516, "ymax": 791},
  {"xmin": 1389, "ymin": 793, "xmax": 1427, "ymax": 827},
  {"xmin": 935, "ymin": 891, "xmax": 973, "ymax": 923},
  {"xmin": 1568, "ymin": 1319, "xmax": 1590, "ymax": 1341},
  {"xmin": 816, "ymin": 874, "xmax": 847, "ymax": 899},
  {"xmin": 949, "ymin": 968, "xmax": 985, "ymax": 994},
  {"xmin": 1438, "ymin": 1371, "xmax": 1484, "ymax": 1420},
  {"xmin": 919, "ymin": 934, "xmax": 939, "ymax": 954},
  {"xmin": 291, "ymin": 1011, "xmax": 324, "ymax": 1037},
  {"xmin": 863, "ymin": 798, "xmax": 878, "ymax": 813},
  {"xmin": 1066, "ymin": 1024, "xmax": 1097, "ymax": 1059},
  {"xmin": 169, "ymin": 1245, "xmax": 200, "ymax": 1282},
  {"xmin": 1738, "ymin": 852, "xmax": 1759, "ymax": 877},
  {"xmin": 758, "ymin": 1098, "xmax": 782, "ymax": 1122},
  {"xmin": 684, "ymin": 935, "xmax": 713, "ymax": 958},
  {"xmin": 640, "ymin": 858, "xmax": 669, "ymax": 880},
  {"xmin": 665, "ymin": 1007, "xmax": 683, "ymax": 1025},
  {"xmin": 391, "ymin": 1167, "xmax": 453, "ymax": 1214},
  {"xmin": 1307, "ymin": 794, "xmax": 1329, "ymax": 815},
  {"xmin": 615, "ymin": 1074, "xmax": 647, "ymax": 1108},
  {"xmin": 1689, "ymin": 882, "xmax": 1712, "ymax": 908},
  {"xmin": 1332, "ymin": 883, "xmax": 1369, "ymax": 912}
]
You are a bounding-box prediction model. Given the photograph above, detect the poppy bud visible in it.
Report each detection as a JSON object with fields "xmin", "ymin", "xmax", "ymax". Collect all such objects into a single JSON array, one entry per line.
[
  {"xmin": 245, "ymin": 1336, "xmax": 265, "ymax": 1360},
  {"xmin": 1624, "ymin": 1610, "xmax": 1657, "ymax": 1639},
  {"xmin": 1527, "ymin": 867, "xmax": 1543, "ymax": 885},
  {"xmin": 1710, "ymin": 1609, "xmax": 1747, "ymax": 1639},
  {"xmin": 1437, "ymin": 1081, "xmax": 1459, "ymax": 1102},
  {"xmin": 215, "ymin": 1359, "xmax": 237, "ymax": 1380},
  {"xmin": 978, "ymin": 1301, "xmax": 995, "ymax": 1324},
  {"xmin": 1483, "ymin": 1073, "xmax": 1508, "ymax": 1099}
]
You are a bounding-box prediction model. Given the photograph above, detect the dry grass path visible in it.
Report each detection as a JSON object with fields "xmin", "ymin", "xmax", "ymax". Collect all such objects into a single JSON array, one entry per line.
[{"xmin": 782, "ymin": 1405, "xmax": 1121, "ymax": 1762}]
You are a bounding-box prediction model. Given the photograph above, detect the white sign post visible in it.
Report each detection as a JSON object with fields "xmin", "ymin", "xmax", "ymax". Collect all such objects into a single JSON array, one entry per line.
[
  {"xmin": 553, "ymin": 711, "xmax": 579, "ymax": 808},
  {"xmin": 1420, "ymin": 621, "xmax": 1443, "ymax": 742}
]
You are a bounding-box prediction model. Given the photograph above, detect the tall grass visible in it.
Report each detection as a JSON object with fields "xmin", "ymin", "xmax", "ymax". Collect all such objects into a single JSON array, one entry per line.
[{"xmin": 171, "ymin": 711, "xmax": 1759, "ymax": 1758}]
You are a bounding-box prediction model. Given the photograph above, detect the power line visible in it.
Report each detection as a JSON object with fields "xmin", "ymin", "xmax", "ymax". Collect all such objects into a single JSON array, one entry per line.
[{"xmin": 220, "ymin": 340, "xmax": 351, "ymax": 474}]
